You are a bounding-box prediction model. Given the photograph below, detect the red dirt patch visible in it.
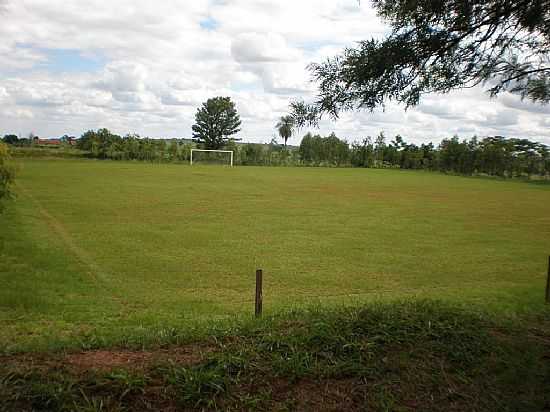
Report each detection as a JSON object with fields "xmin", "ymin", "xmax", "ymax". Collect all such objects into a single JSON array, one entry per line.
[
  {"xmin": 245, "ymin": 377, "xmax": 363, "ymax": 412},
  {"xmin": 65, "ymin": 350, "xmax": 153, "ymax": 371},
  {"xmin": 66, "ymin": 346, "xmax": 215, "ymax": 372},
  {"xmin": 1, "ymin": 345, "xmax": 216, "ymax": 373},
  {"xmin": 292, "ymin": 378, "xmax": 361, "ymax": 412}
]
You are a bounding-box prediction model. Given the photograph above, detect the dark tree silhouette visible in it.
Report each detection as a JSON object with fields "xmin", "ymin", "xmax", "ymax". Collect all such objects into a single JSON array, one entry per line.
[
  {"xmin": 292, "ymin": 0, "xmax": 550, "ymax": 126},
  {"xmin": 275, "ymin": 115, "xmax": 295, "ymax": 147}
]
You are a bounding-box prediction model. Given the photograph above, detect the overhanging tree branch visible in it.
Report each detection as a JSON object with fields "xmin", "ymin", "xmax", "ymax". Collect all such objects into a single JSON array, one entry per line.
[{"xmin": 293, "ymin": 0, "xmax": 550, "ymax": 126}]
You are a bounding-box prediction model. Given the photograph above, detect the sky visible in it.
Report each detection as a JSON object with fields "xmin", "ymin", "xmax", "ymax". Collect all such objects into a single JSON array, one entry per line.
[{"xmin": 0, "ymin": 0, "xmax": 549, "ymax": 146}]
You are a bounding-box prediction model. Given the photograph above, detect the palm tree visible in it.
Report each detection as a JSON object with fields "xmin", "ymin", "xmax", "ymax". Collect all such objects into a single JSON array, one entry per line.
[{"xmin": 275, "ymin": 115, "xmax": 295, "ymax": 148}]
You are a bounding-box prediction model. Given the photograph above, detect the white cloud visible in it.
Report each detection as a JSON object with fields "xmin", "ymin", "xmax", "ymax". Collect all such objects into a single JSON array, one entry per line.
[
  {"xmin": 0, "ymin": 44, "xmax": 47, "ymax": 71},
  {"xmin": 96, "ymin": 62, "xmax": 148, "ymax": 94},
  {"xmin": 0, "ymin": 86, "xmax": 9, "ymax": 101},
  {"xmin": 2, "ymin": 107, "xmax": 34, "ymax": 119},
  {"xmin": 231, "ymin": 32, "xmax": 300, "ymax": 63},
  {"xmin": 0, "ymin": 0, "xmax": 547, "ymax": 146}
]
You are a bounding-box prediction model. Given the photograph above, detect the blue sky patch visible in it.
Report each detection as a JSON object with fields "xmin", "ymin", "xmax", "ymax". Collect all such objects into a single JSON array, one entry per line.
[
  {"xmin": 200, "ymin": 16, "xmax": 219, "ymax": 31},
  {"xmin": 39, "ymin": 48, "xmax": 105, "ymax": 73},
  {"xmin": 12, "ymin": 44, "xmax": 106, "ymax": 74}
]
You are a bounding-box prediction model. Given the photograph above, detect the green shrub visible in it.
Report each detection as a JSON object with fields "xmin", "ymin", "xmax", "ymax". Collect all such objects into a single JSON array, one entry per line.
[{"xmin": 0, "ymin": 142, "xmax": 15, "ymax": 210}]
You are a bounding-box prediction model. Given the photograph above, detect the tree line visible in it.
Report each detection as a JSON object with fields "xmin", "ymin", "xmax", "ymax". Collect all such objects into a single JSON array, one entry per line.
[
  {"xmin": 4, "ymin": 129, "xmax": 548, "ymax": 178},
  {"xmin": 299, "ymin": 132, "xmax": 550, "ymax": 178},
  {"xmin": 348, "ymin": 133, "xmax": 550, "ymax": 178},
  {"xmin": 75, "ymin": 129, "xmax": 302, "ymax": 166}
]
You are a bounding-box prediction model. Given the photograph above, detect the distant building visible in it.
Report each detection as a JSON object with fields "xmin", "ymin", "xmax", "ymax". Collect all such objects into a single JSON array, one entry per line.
[
  {"xmin": 37, "ymin": 138, "xmax": 62, "ymax": 146},
  {"xmin": 35, "ymin": 136, "xmax": 77, "ymax": 146}
]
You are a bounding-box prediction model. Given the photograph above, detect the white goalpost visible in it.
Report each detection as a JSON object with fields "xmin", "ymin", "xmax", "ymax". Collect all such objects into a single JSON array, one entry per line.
[{"xmin": 190, "ymin": 149, "xmax": 234, "ymax": 167}]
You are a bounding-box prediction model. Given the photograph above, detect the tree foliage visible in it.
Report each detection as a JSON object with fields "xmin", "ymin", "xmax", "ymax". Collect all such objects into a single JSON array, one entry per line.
[
  {"xmin": 275, "ymin": 115, "xmax": 295, "ymax": 147},
  {"xmin": 77, "ymin": 128, "xmax": 122, "ymax": 158},
  {"xmin": 299, "ymin": 132, "xmax": 350, "ymax": 166},
  {"xmin": 12, "ymin": 126, "xmax": 548, "ymax": 178},
  {"xmin": 297, "ymin": 131, "xmax": 549, "ymax": 177},
  {"xmin": 2, "ymin": 134, "xmax": 19, "ymax": 145},
  {"xmin": 292, "ymin": 0, "xmax": 550, "ymax": 125},
  {"xmin": 192, "ymin": 97, "xmax": 242, "ymax": 149},
  {"xmin": 350, "ymin": 133, "xmax": 550, "ymax": 178},
  {"xmin": 76, "ymin": 129, "xmax": 192, "ymax": 162},
  {"xmin": 0, "ymin": 142, "xmax": 15, "ymax": 210}
]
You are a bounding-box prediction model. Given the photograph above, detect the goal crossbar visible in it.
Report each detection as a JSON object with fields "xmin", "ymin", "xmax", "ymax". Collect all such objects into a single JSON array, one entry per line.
[{"xmin": 190, "ymin": 149, "xmax": 234, "ymax": 166}]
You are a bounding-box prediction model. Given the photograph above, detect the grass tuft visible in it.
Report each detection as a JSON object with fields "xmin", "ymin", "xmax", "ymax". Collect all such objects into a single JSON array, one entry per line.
[{"xmin": 1, "ymin": 300, "xmax": 549, "ymax": 410}]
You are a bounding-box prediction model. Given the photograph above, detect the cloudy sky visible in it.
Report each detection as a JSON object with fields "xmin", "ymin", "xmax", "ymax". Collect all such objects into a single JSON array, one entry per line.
[{"xmin": 1, "ymin": 0, "xmax": 549, "ymax": 146}]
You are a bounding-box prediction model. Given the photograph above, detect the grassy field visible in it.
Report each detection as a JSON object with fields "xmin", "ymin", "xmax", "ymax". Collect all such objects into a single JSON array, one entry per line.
[{"xmin": 1, "ymin": 159, "xmax": 550, "ymax": 352}]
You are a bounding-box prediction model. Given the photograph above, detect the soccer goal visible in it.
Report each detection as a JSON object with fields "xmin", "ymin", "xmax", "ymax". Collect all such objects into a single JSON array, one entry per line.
[{"xmin": 190, "ymin": 149, "xmax": 234, "ymax": 167}]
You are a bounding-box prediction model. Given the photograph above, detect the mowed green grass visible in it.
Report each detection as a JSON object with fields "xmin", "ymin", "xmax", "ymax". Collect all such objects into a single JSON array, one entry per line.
[{"xmin": 1, "ymin": 159, "xmax": 549, "ymax": 351}]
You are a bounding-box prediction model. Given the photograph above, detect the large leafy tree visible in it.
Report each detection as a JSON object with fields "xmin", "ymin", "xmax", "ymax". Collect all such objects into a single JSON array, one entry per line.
[
  {"xmin": 292, "ymin": 0, "xmax": 550, "ymax": 125},
  {"xmin": 192, "ymin": 97, "xmax": 242, "ymax": 149},
  {"xmin": 275, "ymin": 115, "xmax": 295, "ymax": 147}
]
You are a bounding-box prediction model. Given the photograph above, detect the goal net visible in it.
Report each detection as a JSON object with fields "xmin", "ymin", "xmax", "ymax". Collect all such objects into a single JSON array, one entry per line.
[{"xmin": 190, "ymin": 149, "xmax": 234, "ymax": 166}]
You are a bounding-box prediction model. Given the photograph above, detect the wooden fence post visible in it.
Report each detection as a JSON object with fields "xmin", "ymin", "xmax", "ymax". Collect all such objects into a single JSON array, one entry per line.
[
  {"xmin": 255, "ymin": 269, "xmax": 263, "ymax": 317},
  {"xmin": 546, "ymin": 256, "xmax": 550, "ymax": 304}
]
